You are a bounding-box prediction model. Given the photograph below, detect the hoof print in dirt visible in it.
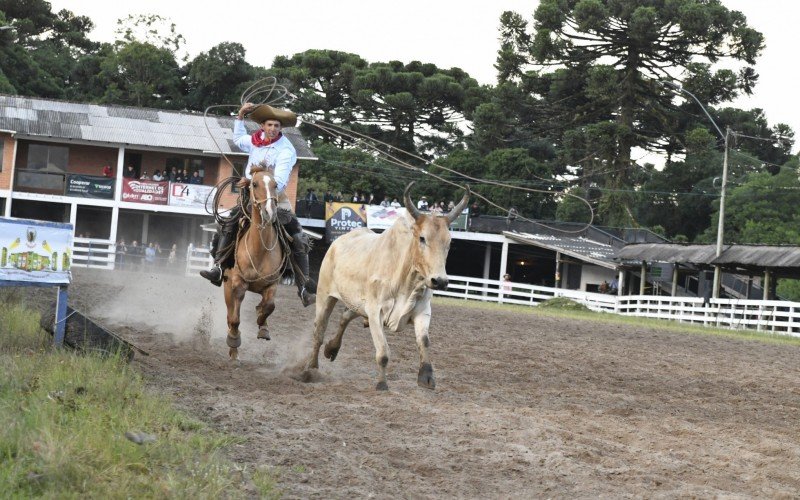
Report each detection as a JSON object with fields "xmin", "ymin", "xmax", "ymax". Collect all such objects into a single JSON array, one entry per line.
[{"xmin": 375, "ymin": 381, "xmax": 389, "ymax": 391}]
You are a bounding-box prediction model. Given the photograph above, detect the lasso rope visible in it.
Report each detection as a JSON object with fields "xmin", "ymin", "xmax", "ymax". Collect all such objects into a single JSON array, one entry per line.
[{"xmin": 201, "ymin": 76, "xmax": 595, "ymax": 236}]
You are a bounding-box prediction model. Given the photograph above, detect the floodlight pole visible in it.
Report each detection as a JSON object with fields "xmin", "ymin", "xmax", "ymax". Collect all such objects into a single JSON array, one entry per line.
[{"xmin": 663, "ymin": 81, "xmax": 729, "ymax": 298}]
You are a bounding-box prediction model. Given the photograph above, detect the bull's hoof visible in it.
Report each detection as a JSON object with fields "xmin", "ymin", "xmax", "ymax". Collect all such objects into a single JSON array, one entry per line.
[
  {"xmin": 417, "ymin": 363, "xmax": 436, "ymax": 390},
  {"xmin": 257, "ymin": 327, "xmax": 270, "ymax": 341},
  {"xmin": 375, "ymin": 381, "xmax": 389, "ymax": 391},
  {"xmin": 324, "ymin": 343, "xmax": 339, "ymax": 362},
  {"xmin": 226, "ymin": 335, "xmax": 242, "ymax": 348}
]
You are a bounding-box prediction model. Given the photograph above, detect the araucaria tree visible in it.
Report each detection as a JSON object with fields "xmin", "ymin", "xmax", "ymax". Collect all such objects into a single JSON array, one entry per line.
[{"xmin": 497, "ymin": 0, "xmax": 764, "ymax": 225}]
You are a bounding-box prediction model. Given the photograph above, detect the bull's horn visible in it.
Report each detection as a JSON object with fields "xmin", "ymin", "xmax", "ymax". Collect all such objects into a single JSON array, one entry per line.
[
  {"xmin": 446, "ymin": 185, "xmax": 471, "ymax": 223},
  {"xmin": 403, "ymin": 181, "xmax": 422, "ymax": 221}
]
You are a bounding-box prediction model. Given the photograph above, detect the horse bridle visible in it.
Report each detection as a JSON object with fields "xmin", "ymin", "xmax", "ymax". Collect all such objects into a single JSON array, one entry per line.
[{"xmin": 249, "ymin": 172, "xmax": 278, "ymax": 228}]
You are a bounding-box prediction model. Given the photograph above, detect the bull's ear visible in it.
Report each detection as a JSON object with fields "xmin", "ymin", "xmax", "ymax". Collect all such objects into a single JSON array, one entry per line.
[
  {"xmin": 446, "ymin": 185, "xmax": 470, "ymax": 223},
  {"xmin": 404, "ymin": 182, "xmax": 421, "ymax": 221}
]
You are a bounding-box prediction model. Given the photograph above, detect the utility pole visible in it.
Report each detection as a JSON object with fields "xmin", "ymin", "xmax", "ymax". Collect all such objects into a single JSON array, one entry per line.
[{"xmin": 712, "ymin": 126, "xmax": 730, "ymax": 298}]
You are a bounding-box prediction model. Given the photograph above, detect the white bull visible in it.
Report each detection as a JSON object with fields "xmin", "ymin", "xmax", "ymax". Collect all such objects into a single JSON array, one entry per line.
[{"xmin": 305, "ymin": 182, "xmax": 470, "ymax": 390}]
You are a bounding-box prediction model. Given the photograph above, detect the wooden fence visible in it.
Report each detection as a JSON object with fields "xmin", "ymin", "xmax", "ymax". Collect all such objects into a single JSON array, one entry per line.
[{"xmin": 433, "ymin": 275, "xmax": 800, "ymax": 337}]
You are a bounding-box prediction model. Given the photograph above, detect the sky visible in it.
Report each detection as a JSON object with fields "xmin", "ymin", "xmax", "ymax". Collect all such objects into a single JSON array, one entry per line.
[{"xmin": 52, "ymin": 0, "xmax": 800, "ymax": 153}]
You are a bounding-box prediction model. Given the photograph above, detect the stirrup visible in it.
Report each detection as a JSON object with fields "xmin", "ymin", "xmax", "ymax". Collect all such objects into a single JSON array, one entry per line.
[{"xmin": 298, "ymin": 286, "xmax": 316, "ymax": 307}]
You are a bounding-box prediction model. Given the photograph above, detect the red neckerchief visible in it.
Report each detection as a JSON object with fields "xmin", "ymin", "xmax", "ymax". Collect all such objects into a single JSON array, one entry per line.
[{"xmin": 251, "ymin": 131, "xmax": 282, "ymax": 147}]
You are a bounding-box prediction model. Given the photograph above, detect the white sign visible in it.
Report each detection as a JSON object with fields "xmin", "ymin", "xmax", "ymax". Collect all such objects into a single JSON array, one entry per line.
[
  {"xmin": 169, "ymin": 183, "xmax": 216, "ymax": 209},
  {"xmin": 366, "ymin": 205, "xmax": 407, "ymax": 230},
  {"xmin": 0, "ymin": 217, "xmax": 73, "ymax": 284}
]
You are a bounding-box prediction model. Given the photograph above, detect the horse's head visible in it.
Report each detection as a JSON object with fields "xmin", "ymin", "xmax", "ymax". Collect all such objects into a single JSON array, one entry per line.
[{"xmin": 249, "ymin": 165, "xmax": 278, "ymax": 225}]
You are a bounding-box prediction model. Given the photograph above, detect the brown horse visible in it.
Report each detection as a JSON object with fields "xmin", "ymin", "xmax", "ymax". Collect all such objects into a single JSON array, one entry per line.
[{"xmin": 223, "ymin": 166, "xmax": 287, "ymax": 360}]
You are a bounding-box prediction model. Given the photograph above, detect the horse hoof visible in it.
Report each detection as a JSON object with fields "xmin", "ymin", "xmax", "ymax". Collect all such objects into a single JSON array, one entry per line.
[
  {"xmin": 417, "ymin": 363, "xmax": 436, "ymax": 390},
  {"xmin": 229, "ymin": 348, "xmax": 239, "ymax": 360},
  {"xmin": 226, "ymin": 335, "xmax": 241, "ymax": 348},
  {"xmin": 257, "ymin": 327, "xmax": 270, "ymax": 341},
  {"xmin": 324, "ymin": 344, "xmax": 339, "ymax": 362},
  {"xmin": 375, "ymin": 381, "xmax": 389, "ymax": 391}
]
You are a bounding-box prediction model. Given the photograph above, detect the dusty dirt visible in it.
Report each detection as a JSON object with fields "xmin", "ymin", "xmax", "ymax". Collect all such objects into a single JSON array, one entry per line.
[{"xmin": 65, "ymin": 268, "xmax": 800, "ymax": 498}]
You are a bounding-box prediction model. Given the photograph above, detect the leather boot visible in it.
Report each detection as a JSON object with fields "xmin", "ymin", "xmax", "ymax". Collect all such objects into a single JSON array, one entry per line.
[
  {"xmin": 292, "ymin": 233, "xmax": 317, "ymax": 307},
  {"xmin": 199, "ymin": 230, "xmax": 229, "ymax": 287}
]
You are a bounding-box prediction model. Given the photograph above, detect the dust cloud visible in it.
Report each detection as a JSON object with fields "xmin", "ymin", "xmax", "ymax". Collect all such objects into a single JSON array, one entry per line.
[{"xmin": 71, "ymin": 268, "xmax": 321, "ymax": 370}]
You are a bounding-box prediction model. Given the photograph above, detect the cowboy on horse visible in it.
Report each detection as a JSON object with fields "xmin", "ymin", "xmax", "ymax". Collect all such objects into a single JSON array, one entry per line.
[{"xmin": 200, "ymin": 102, "xmax": 317, "ymax": 306}]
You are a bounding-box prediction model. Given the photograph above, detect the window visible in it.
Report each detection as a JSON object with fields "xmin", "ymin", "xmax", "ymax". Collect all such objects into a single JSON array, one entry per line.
[
  {"xmin": 27, "ymin": 144, "xmax": 68, "ymax": 172},
  {"xmin": 165, "ymin": 157, "xmax": 206, "ymax": 177}
]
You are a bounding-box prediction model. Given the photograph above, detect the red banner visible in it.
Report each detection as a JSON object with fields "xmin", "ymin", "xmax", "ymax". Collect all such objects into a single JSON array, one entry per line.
[{"xmin": 122, "ymin": 179, "xmax": 169, "ymax": 205}]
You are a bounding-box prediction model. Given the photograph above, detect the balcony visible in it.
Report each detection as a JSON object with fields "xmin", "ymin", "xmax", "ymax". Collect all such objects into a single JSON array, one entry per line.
[{"xmin": 14, "ymin": 170, "xmax": 115, "ymax": 200}]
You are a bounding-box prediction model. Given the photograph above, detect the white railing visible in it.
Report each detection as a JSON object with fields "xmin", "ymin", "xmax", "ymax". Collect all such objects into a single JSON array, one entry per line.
[
  {"xmin": 434, "ymin": 275, "xmax": 800, "ymax": 337},
  {"xmin": 71, "ymin": 237, "xmax": 115, "ymax": 270},
  {"xmin": 185, "ymin": 245, "xmax": 213, "ymax": 277}
]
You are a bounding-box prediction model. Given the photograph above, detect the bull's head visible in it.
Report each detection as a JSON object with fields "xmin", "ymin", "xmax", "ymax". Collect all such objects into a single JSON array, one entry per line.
[
  {"xmin": 404, "ymin": 182, "xmax": 470, "ymax": 291},
  {"xmin": 249, "ymin": 165, "xmax": 278, "ymax": 225}
]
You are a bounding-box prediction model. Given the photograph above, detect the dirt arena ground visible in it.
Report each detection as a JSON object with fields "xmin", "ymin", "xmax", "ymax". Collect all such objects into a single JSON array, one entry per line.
[{"xmin": 65, "ymin": 268, "xmax": 800, "ymax": 498}]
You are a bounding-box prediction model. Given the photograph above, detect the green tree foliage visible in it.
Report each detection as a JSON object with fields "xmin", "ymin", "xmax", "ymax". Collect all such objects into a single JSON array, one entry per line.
[
  {"xmin": 185, "ymin": 42, "xmax": 258, "ymax": 112},
  {"xmin": 0, "ymin": 0, "xmax": 97, "ymax": 97},
  {"xmin": 494, "ymin": 0, "xmax": 765, "ymax": 226},
  {"xmin": 97, "ymin": 41, "xmax": 184, "ymax": 108},
  {"xmin": 706, "ymin": 157, "xmax": 800, "ymax": 245}
]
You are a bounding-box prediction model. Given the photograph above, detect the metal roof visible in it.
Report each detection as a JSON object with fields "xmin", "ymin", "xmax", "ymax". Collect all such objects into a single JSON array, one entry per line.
[
  {"xmin": 503, "ymin": 231, "xmax": 618, "ymax": 270},
  {"xmin": 0, "ymin": 94, "xmax": 316, "ymax": 159},
  {"xmin": 615, "ymin": 243, "xmax": 800, "ymax": 272},
  {"xmin": 615, "ymin": 244, "xmax": 718, "ymax": 265}
]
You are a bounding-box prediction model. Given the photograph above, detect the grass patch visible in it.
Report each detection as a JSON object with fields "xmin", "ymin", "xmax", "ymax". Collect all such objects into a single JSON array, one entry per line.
[
  {"xmin": 0, "ymin": 301, "xmax": 279, "ymax": 498},
  {"xmin": 433, "ymin": 296, "xmax": 800, "ymax": 347},
  {"xmin": 537, "ymin": 297, "xmax": 590, "ymax": 311}
]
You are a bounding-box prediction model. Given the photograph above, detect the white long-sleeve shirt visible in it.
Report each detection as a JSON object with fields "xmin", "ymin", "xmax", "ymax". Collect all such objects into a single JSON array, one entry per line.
[{"xmin": 233, "ymin": 119, "xmax": 297, "ymax": 193}]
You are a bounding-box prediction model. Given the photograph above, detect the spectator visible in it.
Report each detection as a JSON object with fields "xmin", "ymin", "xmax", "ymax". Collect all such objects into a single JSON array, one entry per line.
[
  {"xmin": 115, "ymin": 239, "xmax": 127, "ymax": 268},
  {"xmin": 352, "ymin": 192, "xmax": 361, "ymax": 203},
  {"xmin": 129, "ymin": 240, "xmax": 142, "ymax": 268},
  {"xmin": 174, "ymin": 169, "xmax": 185, "ymax": 183},
  {"xmin": 335, "ymin": 191, "xmax": 343, "ymax": 202},
  {"xmin": 168, "ymin": 167, "xmax": 179, "ymax": 182},
  {"xmin": 431, "ymin": 202, "xmax": 443, "ymax": 216},
  {"xmin": 152, "ymin": 169, "xmax": 163, "ymax": 181},
  {"xmin": 447, "ymin": 200, "xmax": 456, "ymax": 211},
  {"xmin": 506, "ymin": 206, "xmax": 518, "ymax": 229},
  {"xmin": 305, "ymin": 188, "xmax": 318, "ymax": 202},
  {"xmin": 417, "ymin": 196, "xmax": 429, "ymax": 211},
  {"xmin": 367, "ymin": 193, "xmax": 377, "ymax": 205},
  {"xmin": 102, "ymin": 165, "xmax": 113, "ymax": 178},
  {"xmin": 145, "ymin": 242, "xmax": 156, "ymax": 266},
  {"xmin": 469, "ymin": 201, "xmax": 481, "ymax": 218},
  {"xmin": 139, "ymin": 171, "xmax": 150, "ymax": 180},
  {"xmin": 189, "ymin": 170, "xmax": 203, "ymax": 184},
  {"xmin": 609, "ymin": 277, "xmax": 619, "ymax": 294},
  {"xmin": 390, "ymin": 197, "xmax": 401, "ymax": 209},
  {"xmin": 599, "ymin": 280, "xmax": 609, "ymax": 293},
  {"xmin": 123, "ymin": 164, "xmax": 136, "ymax": 178},
  {"xmin": 181, "ymin": 168, "xmax": 190, "ymax": 182},
  {"xmin": 323, "ymin": 189, "xmax": 334, "ymax": 202},
  {"xmin": 502, "ymin": 273, "xmax": 512, "ymax": 292},
  {"xmin": 168, "ymin": 243, "xmax": 177, "ymax": 265},
  {"xmin": 380, "ymin": 196, "xmax": 391, "ymax": 207}
]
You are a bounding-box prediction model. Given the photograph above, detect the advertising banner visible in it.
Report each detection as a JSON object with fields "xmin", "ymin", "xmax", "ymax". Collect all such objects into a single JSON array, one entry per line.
[
  {"xmin": 169, "ymin": 183, "xmax": 216, "ymax": 209},
  {"xmin": 65, "ymin": 174, "xmax": 114, "ymax": 199},
  {"xmin": 0, "ymin": 217, "xmax": 73, "ymax": 284},
  {"xmin": 325, "ymin": 202, "xmax": 366, "ymax": 242},
  {"xmin": 365, "ymin": 206, "xmax": 468, "ymax": 231},
  {"xmin": 122, "ymin": 179, "xmax": 169, "ymax": 205},
  {"xmin": 366, "ymin": 205, "xmax": 407, "ymax": 230}
]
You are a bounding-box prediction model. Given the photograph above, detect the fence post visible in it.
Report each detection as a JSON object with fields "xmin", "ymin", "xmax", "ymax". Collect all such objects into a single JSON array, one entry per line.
[{"xmin": 54, "ymin": 286, "xmax": 68, "ymax": 346}]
